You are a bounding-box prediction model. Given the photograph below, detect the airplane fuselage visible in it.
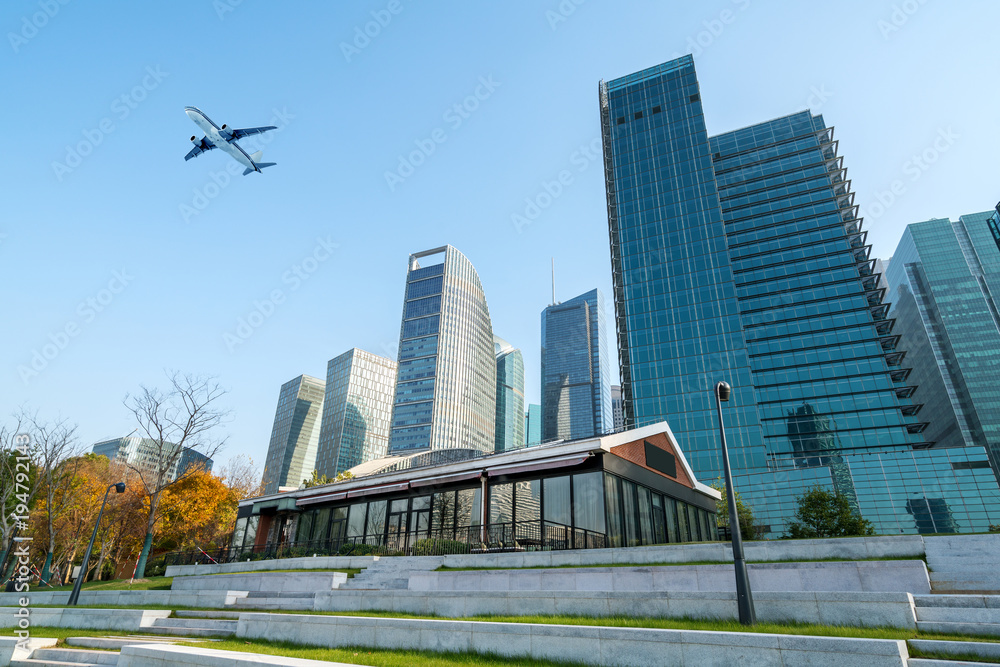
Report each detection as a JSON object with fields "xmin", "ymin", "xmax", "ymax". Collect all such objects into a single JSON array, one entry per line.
[{"xmin": 184, "ymin": 106, "xmax": 260, "ymax": 173}]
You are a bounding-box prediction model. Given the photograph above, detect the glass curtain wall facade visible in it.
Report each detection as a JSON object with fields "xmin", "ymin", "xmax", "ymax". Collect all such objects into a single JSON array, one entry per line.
[
  {"xmin": 525, "ymin": 404, "xmax": 542, "ymax": 446},
  {"xmin": 886, "ymin": 216, "xmax": 1000, "ymax": 488},
  {"xmin": 92, "ymin": 436, "xmax": 212, "ymax": 482},
  {"xmin": 494, "ymin": 336, "xmax": 526, "ymax": 452},
  {"xmin": 261, "ymin": 375, "xmax": 326, "ymax": 495},
  {"xmin": 231, "ymin": 469, "xmax": 715, "ymax": 558},
  {"xmin": 315, "ymin": 348, "xmax": 398, "ymax": 477},
  {"xmin": 388, "ymin": 246, "xmax": 497, "ymax": 455},
  {"xmin": 541, "ymin": 289, "xmax": 613, "ymax": 442},
  {"xmin": 600, "ymin": 55, "xmax": 1000, "ymax": 534}
]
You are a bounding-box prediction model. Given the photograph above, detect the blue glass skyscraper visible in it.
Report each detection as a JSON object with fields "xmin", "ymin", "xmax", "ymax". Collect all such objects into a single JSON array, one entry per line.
[
  {"xmin": 886, "ymin": 215, "xmax": 1000, "ymax": 492},
  {"xmin": 541, "ymin": 289, "xmax": 613, "ymax": 442},
  {"xmin": 494, "ymin": 336, "xmax": 525, "ymax": 452},
  {"xmin": 600, "ymin": 55, "xmax": 1000, "ymax": 534}
]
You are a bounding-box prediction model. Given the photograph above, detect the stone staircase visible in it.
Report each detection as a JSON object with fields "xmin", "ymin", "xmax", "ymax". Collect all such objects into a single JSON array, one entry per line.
[
  {"xmin": 924, "ymin": 535, "xmax": 1000, "ymax": 593},
  {"xmin": 143, "ymin": 613, "xmax": 238, "ymax": 638},
  {"xmin": 913, "ymin": 595, "xmax": 1000, "ymax": 637},
  {"xmin": 10, "ymin": 636, "xmax": 199, "ymax": 666},
  {"xmin": 909, "ymin": 638, "xmax": 1000, "ymax": 666},
  {"xmin": 337, "ymin": 556, "xmax": 443, "ymax": 591},
  {"xmin": 229, "ymin": 589, "xmax": 316, "ymax": 610}
]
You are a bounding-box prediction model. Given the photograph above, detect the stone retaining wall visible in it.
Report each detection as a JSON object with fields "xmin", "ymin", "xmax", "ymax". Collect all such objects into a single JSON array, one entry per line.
[
  {"xmin": 236, "ymin": 612, "xmax": 911, "ymax": 666},
  {"xmin": 0, "ymin": 608, "xmax": 169, "ymax": 631},
  {"xmin": 164, "ymin": 535, "xmax": 926, "ymax": 577},
  {"xmin": 314, "ymin": 589, "xmax": 918, "ymax": 629},
  {"xmin": 0, "ymin": 589, "xmax": 241, "ymax": 608},
  {"xmin": 170, "ymin": 571, "xmax": 347, "ymax": 592},
  {"xmin": 409, "ymin": 560, "xmax": 930, "ymax": 594}
]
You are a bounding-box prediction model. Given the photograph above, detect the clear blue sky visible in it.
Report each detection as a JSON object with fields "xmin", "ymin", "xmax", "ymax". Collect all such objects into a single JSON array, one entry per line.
[{"xmin": 3, "ymin": 1, "xmax": 998, "ymax": 473}]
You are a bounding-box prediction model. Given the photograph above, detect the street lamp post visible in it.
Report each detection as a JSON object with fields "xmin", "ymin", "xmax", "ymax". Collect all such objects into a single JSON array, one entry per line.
[
  {"xmin": 67, "ymin": 482, "xmax": 125, "ymax": 606},
  {"xmin": 714, "ymin": 381, "xmax": 756, "ymax": 625}
]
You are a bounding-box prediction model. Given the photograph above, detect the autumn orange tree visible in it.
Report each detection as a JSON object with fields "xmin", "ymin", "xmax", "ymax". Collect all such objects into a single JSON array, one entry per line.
[{"xmin": 155, "ymin": 469, "xmax": 238, "ymax": 553}]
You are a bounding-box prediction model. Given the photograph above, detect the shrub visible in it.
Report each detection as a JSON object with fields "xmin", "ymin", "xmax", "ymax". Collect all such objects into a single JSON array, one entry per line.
[
  {"xmin": 412, "ymin": 538, "xmax": 470, "ymax": 556},
  {"xmin": 989, "ymin": 524, "xmax": 1000, "ymax": 533}
]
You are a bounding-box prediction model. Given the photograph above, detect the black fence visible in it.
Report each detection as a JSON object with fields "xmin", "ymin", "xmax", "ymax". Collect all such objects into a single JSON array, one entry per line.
[{"xmin": 159, "ymin": 520, "xmax": 607, "ymax": 569}]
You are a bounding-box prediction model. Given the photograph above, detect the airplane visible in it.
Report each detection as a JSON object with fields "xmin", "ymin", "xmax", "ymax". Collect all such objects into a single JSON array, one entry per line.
[{"xmin": 183, "ymin": 106, "xmax": 277, "ymax": 175}]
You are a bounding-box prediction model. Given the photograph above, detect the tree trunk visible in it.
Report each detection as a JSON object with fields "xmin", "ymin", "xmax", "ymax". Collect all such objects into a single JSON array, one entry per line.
[
  {"xmin": 134, "ymin": 490, "xmax": 160, "ymax": 579},
  {"xmin": 40, "ymin": 552, "xmax": 53, "ymax": 585}
]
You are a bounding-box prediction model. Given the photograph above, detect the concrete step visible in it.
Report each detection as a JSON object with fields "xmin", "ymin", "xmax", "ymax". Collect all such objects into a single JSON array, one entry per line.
[
  {"xmin": 909, "ymin": 660, "xmax": 999, "ymax": 666},
  {"xmin": 916, "ymin": 621, "xmax": 1000, "ymax": 638},
  {"xmin": 11, "ymin": 660, "xmax": 106, "ymax": 667},
  {"xmin": 146, "ymin": 618, "xmax": 238, "ymax": 637},
  {"xmin": 231, "ymin": 599, "xmax": 314, "ymax": 610},
  {"xmin": 65, "ymin": 636, "xmax": 212, "ymax": 650},
  {"xmin": 910, "ymin": 639, "xmax": 1000, "ymax": 661},
  {"xmin": 152, "ymin": 618, "xmax": 237, "ymax": 631},
  {"xmin": 915, "ymin": 607, "xmax": 1000, "ymax": 623},
  {"xmin": 27, "ymin": 648, "xmax": 119, "ymax": 665},
  {"xmin": 913, "ymin": 595, "xmax": 1000, "ymax": 608},
  {"xmin": 244, "ymin": 590, "xmax": 315, "ymax": 598},
  {"xmin": 174, "ymin": 610, "xmax": 241, "ymax": 619},
  {"xmin": 142, "ymin": 626, "xmax": 235, "ymax": 638}
]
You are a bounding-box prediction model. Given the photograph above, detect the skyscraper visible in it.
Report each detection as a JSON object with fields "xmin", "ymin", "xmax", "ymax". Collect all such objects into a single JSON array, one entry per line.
[
  {"xmin": 388, "ymin": 245, "xmax": 496, "ymax": 454},
  {"xmin": 494, "ymin": 335, "xmax": 525, "ymax": 452},
  {"xmin": 92, "ymin": 436, "xmax": 213, "ymax": 482},
  {"xmin": 525, "ymin": 403, "xmax": 542, "ymax": 446},
  {"xmin": 611, "ymin": 385, "xmax": 624, "ymax": 431},
  {"xmin": 541, "ymin": 289, "xmax": 613, "ymax": 442},
  {"xmin": 261, "ymin": 374, "xmax": 325, "ymax": 495},
  {"xmin": 315, "ymin": 348, "xmax": 397, "ymax": 477},
  {"xmin": 599, "ymin": 55, "xmax": 1000, "ymax": 534},
  {"xmin": 886, "ymin": 215, "xmax": 1000, "ymax": 487}
]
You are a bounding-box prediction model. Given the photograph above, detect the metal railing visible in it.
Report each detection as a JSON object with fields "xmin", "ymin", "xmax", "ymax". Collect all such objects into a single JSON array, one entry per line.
[{"xmin": 160, "ymin": 520, "xmax": 608, "ymax": 567}]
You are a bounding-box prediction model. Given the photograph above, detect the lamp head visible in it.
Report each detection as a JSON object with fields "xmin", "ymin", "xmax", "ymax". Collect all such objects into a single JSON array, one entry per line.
[
  {"xmin": 716, "ymin": 381, "xmax": 731, "ymax": 402},
  {"xmin": 114, "ymin": 482, "xmax": 126, "ymax": 494}
]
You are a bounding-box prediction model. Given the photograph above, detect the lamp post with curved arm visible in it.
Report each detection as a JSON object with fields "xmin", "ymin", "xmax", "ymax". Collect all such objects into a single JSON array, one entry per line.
[
  {"xmin": 67, "ymin": 482, "xmax": 125, "ymax": 606},
  {"xmin": 715, "ymin": 381, "xmax": 756, "ymax": 625}
]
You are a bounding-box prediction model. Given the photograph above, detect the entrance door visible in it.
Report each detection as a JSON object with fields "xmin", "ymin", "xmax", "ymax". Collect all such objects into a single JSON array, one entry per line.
[{"xmin": 386, "ymin": 499, "xmax": 409, "ymax": 551}]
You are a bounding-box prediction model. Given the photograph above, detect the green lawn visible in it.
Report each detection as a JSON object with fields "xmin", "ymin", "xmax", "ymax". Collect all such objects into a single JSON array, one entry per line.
[
  {"xmin": 28, "ymin": 629, "xmax": 584, "ymax": 666},
  {"xmin": 38, "ymin": 567, "xmax": 362, "ymax": 593},
  {"xmin": 41, "ymin": 577, "xmax": 173, "ymax": 592}
]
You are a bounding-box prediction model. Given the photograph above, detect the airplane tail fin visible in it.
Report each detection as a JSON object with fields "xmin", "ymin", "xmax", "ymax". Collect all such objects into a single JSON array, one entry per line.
[{"xmin": 243, "ymin": 150, "xmax": 277, "ymax": 175}]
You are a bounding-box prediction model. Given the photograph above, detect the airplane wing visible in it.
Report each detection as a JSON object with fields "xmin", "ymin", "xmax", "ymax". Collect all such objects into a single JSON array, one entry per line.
[
  {"xmin": 230, "ymin": 126, "xmax": 277, "ymax": 140},
  {"xmin": 185, "ymin": 136, "xmax": 216, "ymax": 161}
]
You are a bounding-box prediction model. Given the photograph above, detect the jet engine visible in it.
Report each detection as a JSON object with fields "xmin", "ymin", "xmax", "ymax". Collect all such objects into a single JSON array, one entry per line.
[{"xmin": 190, "ymin": 135, "xmax": 198, "ymax": 143}]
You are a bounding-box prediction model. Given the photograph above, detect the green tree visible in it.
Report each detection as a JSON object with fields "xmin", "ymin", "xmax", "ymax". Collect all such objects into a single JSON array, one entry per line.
[
  {"xmin": 786, "ymin": 486, "xmax": 875, "ymax": 539},
  {"xmin": 302, "ymin": 469, "xmax": 353, "ymax": 488},
  {"xmin": 711, "ymin": 481, "xmax": 763, "ymax": 541}
]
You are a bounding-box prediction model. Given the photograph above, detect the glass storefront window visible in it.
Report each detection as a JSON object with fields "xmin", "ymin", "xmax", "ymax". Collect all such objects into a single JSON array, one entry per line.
[
  {"xmin": 490, "ymin": 483, "xmax": 513, "ymax": 524},
  {"xmin": 297, "ymin": 512, "xmax": 314, "ymax": 543},
  {"xmin": 314, "ymin": 507, "xmax": 331, "ymax": 541},
  {"xmin": 457, "ymin": 488, "xmax": 482, "ymax": 527},
  {"xmin": 412, "ymin": 495, "xmax": 430, "ymax": 510},
  {"xmin": 367, "ymin": 500, "xmax": 387, "ymax": 541},
  {"xmin": 622, "ymin": 479, "xmax": 639, "ymax": 546},
  {"xmin": 637, "ymin": 486, "xmax": 653, "ymax": 544},
  {"xmin": 516, "ymin": 480, "xmax": 541, "ymax": 523},
  {"xmin": 573, "ymin": 472, "xmax": 606, "ymax": 534},
  {"xmin": 651, "ymin": 494, "xmax": 667, "ymax": 544},
  {"xmin": 543, "ymin": 476, "xmax": 571, "ymax": 526},
  {"xmin": 604, "ymin": 474, "xmax": 623, "ymax": 547},
  {"xmin": 232, "ymin": 517, "xmax": 248, "ymax": 550},
  {"xmin": 243, "ymin": 515, "xmax": 259, "ymax": 549},
  {"xmin": 433, "ymin": 491, "xmax": 456, "ymax": 533},
  {"xmin": 676, "ymin": 500, "xmax": 690, "ymax": 542},
  {"xmin": 347, "ymin": 502, "xmax": 367, "ymax": 538},
  {"xmin": 391, "ymin": 499, "xmax": 409, "ymax": 513}
]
